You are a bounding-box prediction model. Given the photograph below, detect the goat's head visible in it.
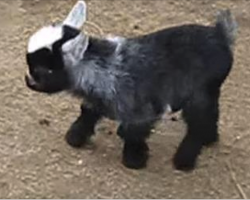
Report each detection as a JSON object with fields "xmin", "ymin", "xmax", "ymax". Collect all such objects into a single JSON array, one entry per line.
[{"xmin": 25, "ymin": 1, "xmax": 88, "ymax": 93}]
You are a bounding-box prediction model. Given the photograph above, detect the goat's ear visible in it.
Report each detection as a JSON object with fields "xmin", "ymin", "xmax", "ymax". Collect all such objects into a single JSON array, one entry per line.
[{"xmin": 63, "ymin": 1, "xmax": 87, "ymax": 29}]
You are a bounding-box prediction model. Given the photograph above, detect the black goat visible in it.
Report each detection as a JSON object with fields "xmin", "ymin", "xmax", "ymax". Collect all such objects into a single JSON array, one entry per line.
[{"xmin": 25, "ymin": 1, "xmax": 237, "ymax": 170}]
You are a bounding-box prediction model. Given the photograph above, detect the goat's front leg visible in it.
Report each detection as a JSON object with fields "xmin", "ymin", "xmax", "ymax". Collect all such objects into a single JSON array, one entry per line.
[
  {"xmin": 117, "ymin": 122, "xmax": 154, "ymax": 169},
  {"xmin": 65, "ymin": 104, "xmax": 102, "ymax": 148}
]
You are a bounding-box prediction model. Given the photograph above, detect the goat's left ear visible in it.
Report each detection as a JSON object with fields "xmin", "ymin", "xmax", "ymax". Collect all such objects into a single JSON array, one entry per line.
[{"xmin": 63, "ymin": 0, "xmax": 87, "ymax": 29}]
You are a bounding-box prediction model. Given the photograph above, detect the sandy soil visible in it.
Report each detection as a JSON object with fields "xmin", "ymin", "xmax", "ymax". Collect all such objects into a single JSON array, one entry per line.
[{"xmin": 0, "ymin": 0, "xmax": 250, "ymax": 198}]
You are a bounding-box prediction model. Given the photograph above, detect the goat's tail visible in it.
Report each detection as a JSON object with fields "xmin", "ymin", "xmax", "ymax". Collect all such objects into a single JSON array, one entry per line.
[{"xmin": 216, "ymin": 10, "xmax": 238, "ymax": 46}]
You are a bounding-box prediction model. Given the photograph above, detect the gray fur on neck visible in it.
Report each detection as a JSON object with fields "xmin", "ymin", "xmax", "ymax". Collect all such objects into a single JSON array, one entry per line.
[{"xmin": 62, "ymin": 33, "xmax": 129, "ymax": 102}]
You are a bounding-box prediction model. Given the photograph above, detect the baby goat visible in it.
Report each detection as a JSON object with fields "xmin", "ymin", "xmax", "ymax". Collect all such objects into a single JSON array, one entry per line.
[{"xmin": 25, "ymin": 1, "xmax": 237, "ymax": 170}]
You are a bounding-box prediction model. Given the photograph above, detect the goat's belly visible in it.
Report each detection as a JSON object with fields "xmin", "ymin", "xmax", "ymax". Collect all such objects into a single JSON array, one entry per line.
[{"xmin": 115, "ymin": 103, "xmax": 174, "ymax": 124}]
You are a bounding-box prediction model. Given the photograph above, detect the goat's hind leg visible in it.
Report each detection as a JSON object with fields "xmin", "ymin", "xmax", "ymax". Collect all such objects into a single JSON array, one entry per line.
[
  {"xmin": 173, "ymin": 89, "xmax": 220, "ymax": 171},
  {"xmin": 65, "ymin": 104, "xmax": 102, "ymax": 148}
]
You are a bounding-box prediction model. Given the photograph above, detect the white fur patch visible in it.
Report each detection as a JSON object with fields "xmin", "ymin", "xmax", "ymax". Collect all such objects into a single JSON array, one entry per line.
[
  {"xmin": 28, "ymin": 26, "xmax": 63, "ymax": 53},
  {"xmin": 106, "ymin": 35, "xmax": 125, "ymax": 54},
  {"xmin": 106, "ymin": 35, "xmax": 124, "ymax": 43},
  {"xmin": 166, "ymin": 104, "xmax": 172, "ymax": 113}
]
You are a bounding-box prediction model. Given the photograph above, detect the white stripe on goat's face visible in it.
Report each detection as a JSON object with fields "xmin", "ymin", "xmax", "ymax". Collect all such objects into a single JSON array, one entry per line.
[{"xmin": 28, "ymin": 26, "xmax": 63, "ymax": 53}]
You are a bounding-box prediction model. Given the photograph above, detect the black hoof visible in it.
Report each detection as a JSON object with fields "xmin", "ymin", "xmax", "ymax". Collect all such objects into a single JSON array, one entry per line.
[
  {"xmin": 122, "ymin": 142, "xmax": 149, "ymax": 170},
  {"xmin": 173, "ymin": 151, "xmax": 196, "ymax": 171},
  {"xmin": 173, "ymin": 136, "xmax": 203, "ymax": 171},
  {"xmin": 65, "ymin": 123, "xmax": 90, "ymax": 148}
]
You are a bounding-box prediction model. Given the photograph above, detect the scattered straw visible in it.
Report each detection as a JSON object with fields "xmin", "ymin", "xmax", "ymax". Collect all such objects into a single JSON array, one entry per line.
[
  {"xmin": 84, "ymin": 21, "xmax": 105, "ymax": 37},
  {"xmin": 227, "ymin": 161, "xmax": 248, "ymax": 199}
]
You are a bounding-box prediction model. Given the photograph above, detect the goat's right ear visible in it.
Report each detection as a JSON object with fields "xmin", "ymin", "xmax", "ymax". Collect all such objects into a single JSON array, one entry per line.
[{"xmin": 63, "ymin": 0, "xmax": 87, "ymax": 30}]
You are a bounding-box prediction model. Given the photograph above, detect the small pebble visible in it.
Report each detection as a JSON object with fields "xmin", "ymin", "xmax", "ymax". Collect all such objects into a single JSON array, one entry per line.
[
  {"xmin": 171, "ymin": 116, "xmax": 178, "ymax": 122},
  {"xmin": 78, "ymin": 160, "xmax": 83, "ymax": 165},
  {"xmin": 39, "ymin": 119, "xmax": 50, "ymax": 126},
  {"xmin": 236, "ymin": 135, "xmax": 241, "ymax": 140},
  {"xmin": 108, "ymin": 131, "xmax": 113, "ymax": 135},
  {"xmin": 133, "ymin": 25, "xmax": 140, "ymax": 30},
  {"xmin": 102, "ymin": 153, "xmax": 107, "ymax": 158}
]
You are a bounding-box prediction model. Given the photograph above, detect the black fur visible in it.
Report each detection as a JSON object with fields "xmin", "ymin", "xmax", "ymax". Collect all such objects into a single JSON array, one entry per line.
[
  {"xmin": 65, "ymin": 105, "xmax": 102, "ymax": 148},
  {"xmin": 117, "ymin": 122, "xmax": 153, "ymax": 169}
]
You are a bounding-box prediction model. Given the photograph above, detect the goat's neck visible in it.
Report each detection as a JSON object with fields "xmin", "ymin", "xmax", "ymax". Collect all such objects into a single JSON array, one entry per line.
[{"xmin": 64, "ymin": 34, "xmax": 126, "ymax": 99}]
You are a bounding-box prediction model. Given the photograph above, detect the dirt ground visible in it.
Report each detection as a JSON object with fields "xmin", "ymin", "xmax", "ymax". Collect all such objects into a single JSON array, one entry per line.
[{"xmin": 0, "ymin": 0, "xmax": 250, "ymax": 198}]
